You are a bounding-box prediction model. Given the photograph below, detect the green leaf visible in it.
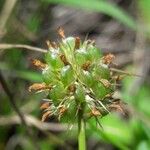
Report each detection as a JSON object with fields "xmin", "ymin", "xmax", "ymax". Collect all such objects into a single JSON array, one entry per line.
[
  {"xmin": 88, "ymin": 115, "xmax": 133, "ymax": 150},
  {"xmin": 0, "ymin": 62, "xmax": 42, "ymax": 82},
  {"xmin": 27, "ymin": 14, "xmax": 41, "ymax": 32},
  {"xmin": 136, "ymin": 141, "xmax": 150, "ymax": 150},
  {"xmin": 16, "ymin": 70, "xmax": 42, "ymax": 82},
  {"xmin": 43, "ymin": 0, "xmax": 136, "ymax": 30},
  {"xmin": 138, "ymin": 0, "xmax": 150, "ymax": 26}
]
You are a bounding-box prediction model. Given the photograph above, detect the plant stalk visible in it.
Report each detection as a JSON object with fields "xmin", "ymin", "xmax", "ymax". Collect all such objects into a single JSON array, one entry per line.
[{"xmin": 78, "ymin": 108, "xmax": 86, "ymax": 150}]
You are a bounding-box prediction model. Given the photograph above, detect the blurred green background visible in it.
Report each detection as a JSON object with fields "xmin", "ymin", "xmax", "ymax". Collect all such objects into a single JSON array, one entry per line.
[{"xmin": 0, "ymin": 0, "xmax": 150, "ymax": 150}]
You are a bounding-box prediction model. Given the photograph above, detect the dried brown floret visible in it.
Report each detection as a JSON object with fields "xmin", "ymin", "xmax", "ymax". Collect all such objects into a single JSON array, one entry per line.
[
  {"xmin": 68, "ymin": 84, "xmax": 76, "ymax": 93},
  {"xmin": 75, "ymin": 37, "xmax": 80, "ymax": 49},
  {"xmin": 59, "ymin": 54, "xmax": 69, "ymax": 65},
  {"xmin": 28, "ymin": 83, "xmax": 52, "ymax": 92},
  {"xmin": 82, "ymin": 61, "xmax": 91, "ymax": 71},
  {"xmin": 99, "ymin": 79, "xmax": 111, "ymax": 88},
  {"xmin": 102, "ymin": 53, "xmax": 115, "ymax": 64},
  {"xmin": 58, "ymin": 27, "xmax": 65, "ymax": 39},
  {"xmin": 32, "ymin": 59, "xmax": 47, "ymax": 69},
  {"xmin": 58, "ymin": 105, "xmax": 67, "ymax": 120},
  {"xmin": 40, "ymin": 102, "xmax": 50, "ymax": 110},
  {"xmin": 41, "ymin": 111, "xmax": 52, "ymax": 122},
  {"xmin": 59, "ymin": 105, "xmax": 67, "ymax": 115},
  {"xmin": 112, "ymin": 75, "xmax": 125, "ymax": 81},
  {"xmin": 51, "ymin": 42, "xmax": 58, "ymax": 49},
  {"xmin": 87, "ymin": 39, "xmax": 95, "ymax": 45},
  {"xmin": 46, "ymin": 40, "xmax": 51, "ymax": 49},
  {"xmin": 108, "ymin": 100, "xmax": 125, "ymax": 115},
  {"xmin": 91, "ymin": 108, "xmax": 101, "ymax": 116}
]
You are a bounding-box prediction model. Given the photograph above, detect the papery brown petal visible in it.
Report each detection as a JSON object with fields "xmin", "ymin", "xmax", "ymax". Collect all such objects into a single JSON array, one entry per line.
[
  {"xmin": 46, "ymin": 40, "xmax": 51, "ymax": 49},
  {"xmin": 99, "ymin": 79, "xmax": 111, "ymax": 88},
  {"xmin": 58, "ymin": 27, "xmax": 65, "ymax": 38},
  {"xmin": 91, "ymin": 108, "xmax": 101, "ymax": 116},
  {"xmin": 102, "ymin": 53, "xmax": 115, "ymax": 64},
  {"xmin": 104, "ymin": 93, "xmax": 113, "ymax": 98},
  {"xmin": 68, "ymin": 84, "xmax": 76, "ymax": 93},
  {"xmin": 75, "ymin": 37, "xmax": 80, "ymax": 49},
  {"xmin": 41, "ymin": 111, "xmax": 51, "ymax": 122},
  {"xmin": 46, "ymin": 40, "xmax": 58, "ymax": 49},
  {"xmin": 60, "ymin": 54, "xmax": 69, "ymax": 65},
  {"xmin": 59, "ymin": 106, "xmax": 67, "ymax": 115},
  {"xmin": 109, "ymin": 104, "xmax": 125, "ymax": 115},
  {"xmin": 32, "ymin": 59, "xmax": 47, "ymax": 69},
  {"xmin": 28, "ymin": 83, "xmax": 51, "ymax": 92},
  {"xmin": 112, "ymin": 75, "xmax": 125, "ymax": 81},
  {"xmin": 87, "ymin": 39, "xmax": 95, "ymax": 45},
  {"xmin": 51, "ymin": 42, "xmax": 58, "ymax": 49},
  {"xmin": 82, "ymin": 61, "xmax": 91, "ymax": 71},
  {"xmin": 58, "ymin": 106, "xmax": 67, "ymax": 120},
  {"xmin": 40, "ymin": 102, "xmax": 50, "ymax": 110}
]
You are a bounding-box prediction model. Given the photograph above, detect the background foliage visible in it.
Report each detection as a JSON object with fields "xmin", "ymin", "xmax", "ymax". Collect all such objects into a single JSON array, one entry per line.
[{"xmin": 0, "ymin": 0, "xmax": 150, "ymax": 150}]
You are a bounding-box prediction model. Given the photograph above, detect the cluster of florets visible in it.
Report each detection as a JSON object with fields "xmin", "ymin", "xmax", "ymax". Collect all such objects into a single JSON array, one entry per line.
[{"xmin": 29, "ymin": 28, "xmax": 124, "ymax": 122}]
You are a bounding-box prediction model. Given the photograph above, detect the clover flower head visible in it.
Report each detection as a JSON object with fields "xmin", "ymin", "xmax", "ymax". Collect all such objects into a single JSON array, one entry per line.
[{"xmin": 29, "ymin": 28, "xmax": 125, "ymax": 122}]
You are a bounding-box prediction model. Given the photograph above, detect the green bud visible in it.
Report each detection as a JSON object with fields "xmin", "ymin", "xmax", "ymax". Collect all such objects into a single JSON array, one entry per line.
[
  {"xmin": 92, "ymin": 82, "xmax": 111, "ymax": 99},
  {"xmin": 87, "ymin": 45, "xmax": 101, "ymax": 62},
  {"xmin": 42, "ymin": 67, "xmax": 58, "ymax": 84},
  {"xmin": 75, "ymin": 48, "xmax": 88, "ymax": 66},
  {"xmin": 80, "ymin": 70, "xmax": 94, "ymax": 87},
  {"xmin": 48, "ymin": 83, "xmax": 66, "ymax": 105},
  {"xmin": 45, "ymin": 51, "xmax": 64, "ymax": 69},
  {"xmin": 75, "ymin": 84, "xmax": 85, "ymax": 103},
  {"xmin": 60, "ymin": 37, "xmax": 76, "ymax": 64},
  {"xmin": 92, "ymin": 64, "xmax": 110, "ymax": 80},
  {"xmin": 60, "ymin": 98, "xmax": 77, "ymax": 123},
  {"xmin": 60, "ymin": 65, "xmax": 75, "ymax": 87},
  {"xmin": 62, "ymin": 37, "xmax": 75, "ymax": 50}
]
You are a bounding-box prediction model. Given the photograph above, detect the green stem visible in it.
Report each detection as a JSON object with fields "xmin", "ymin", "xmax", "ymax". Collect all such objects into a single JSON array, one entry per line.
[{"xmin": 78, "ymin": 109, "xmax": 86, "ymax": 150}]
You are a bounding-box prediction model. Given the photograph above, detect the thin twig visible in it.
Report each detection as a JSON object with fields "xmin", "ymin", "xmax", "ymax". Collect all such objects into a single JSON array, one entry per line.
[
  {"xmin": 0, "ymin": 71, "xmax": 40, "ymax": 150},
  {"xmin": 0, "ymin": 43, "xmax": 47, "ymax": 53},
  {"xmin": 0, "ymin": 114, "xmax": 67, "ymax": 132},
  {"xmin": 0, "ymin": 114, "xmax": 74, "ymax": 149},
  {"xmin": 0, "ymin": 71, "xmax": 26, "ymax": 126},
  {"xmin": 110, "ymin": 67, "xmax": 143, "ymax": 77},
  {"xmin": 0, "ymin": 0, "xmax": 18, "ymax": 38}
]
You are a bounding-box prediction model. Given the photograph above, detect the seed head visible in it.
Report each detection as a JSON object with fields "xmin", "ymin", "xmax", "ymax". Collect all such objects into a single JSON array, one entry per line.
[{"xmin": 29, "ymin": 28, "xmax": 125, "ymax": 122}]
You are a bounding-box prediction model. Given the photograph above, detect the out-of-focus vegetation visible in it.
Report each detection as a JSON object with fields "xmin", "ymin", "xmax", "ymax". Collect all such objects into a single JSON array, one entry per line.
[{"xmin": 0, "ymin": 0, "xmax": 150, "ymax": 150}]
